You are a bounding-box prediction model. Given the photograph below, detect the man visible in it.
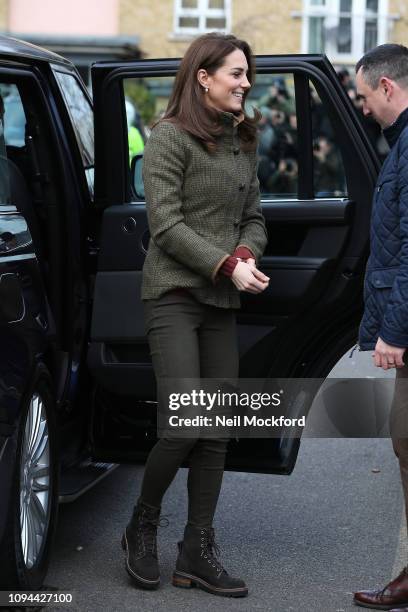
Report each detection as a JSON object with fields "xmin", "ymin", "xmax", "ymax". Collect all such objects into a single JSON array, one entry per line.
[{"xmin": 353, "ymin": 43, "xmax": 408, "ymax": 611}]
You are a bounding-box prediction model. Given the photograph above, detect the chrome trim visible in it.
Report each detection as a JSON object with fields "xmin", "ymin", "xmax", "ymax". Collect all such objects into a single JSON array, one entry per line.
[{"xmin": 0, "ymin": 253, "xmax": 36, "ymax": 262}]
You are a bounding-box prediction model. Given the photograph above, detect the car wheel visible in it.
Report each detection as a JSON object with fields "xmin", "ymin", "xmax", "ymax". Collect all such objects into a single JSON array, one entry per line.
[{"xmin": 0, "ymin": 364, "xmax": 59, "ymax": 590}]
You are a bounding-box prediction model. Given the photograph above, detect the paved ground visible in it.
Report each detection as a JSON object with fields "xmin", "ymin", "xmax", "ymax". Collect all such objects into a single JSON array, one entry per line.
[
  {"xmin": 44, "ymin": 350, "xmax": 406, "ymax": 612},
  {"xmin": 44, "ymin": 437, "xmax": 404, "ymax": 612}
]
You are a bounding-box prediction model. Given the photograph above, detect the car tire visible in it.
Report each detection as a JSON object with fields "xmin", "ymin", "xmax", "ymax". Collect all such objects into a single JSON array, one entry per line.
[{"xmin": 0, "ymin": 363, "xmax": 59, "ymax": 590}]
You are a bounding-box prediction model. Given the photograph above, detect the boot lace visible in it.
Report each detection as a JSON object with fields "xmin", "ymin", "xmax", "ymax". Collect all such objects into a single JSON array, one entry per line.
[
  {"xmin": 201, "ymin": 527, "xmax": 226, "ymax": 577},
  {"xmin": 137, "ymin": 512, "xmax": 169, "ymax": 557}
]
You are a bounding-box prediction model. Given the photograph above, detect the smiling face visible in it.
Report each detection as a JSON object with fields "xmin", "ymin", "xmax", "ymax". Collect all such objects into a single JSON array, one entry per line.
[{"xmin": 197, "ymin": 48, "xmax": 251, "ymax": 114}]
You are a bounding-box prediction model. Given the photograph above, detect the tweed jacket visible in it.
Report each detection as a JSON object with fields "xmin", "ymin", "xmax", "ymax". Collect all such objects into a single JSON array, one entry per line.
[{"xmin": 141, "ymin": 111, "xmax": 268, "ymax": 308}]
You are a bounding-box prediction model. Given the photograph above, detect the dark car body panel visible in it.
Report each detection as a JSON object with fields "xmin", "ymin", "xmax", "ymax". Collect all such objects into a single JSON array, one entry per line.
[{"xmin": 0, "ymin": 39, "xmax": 93, "ymax": 547}]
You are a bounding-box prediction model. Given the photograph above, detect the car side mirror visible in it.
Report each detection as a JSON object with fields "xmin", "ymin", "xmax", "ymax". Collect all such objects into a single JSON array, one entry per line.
[{"xmin": 130, "ymin": 154, "xmax": 145, "ymax": 200}]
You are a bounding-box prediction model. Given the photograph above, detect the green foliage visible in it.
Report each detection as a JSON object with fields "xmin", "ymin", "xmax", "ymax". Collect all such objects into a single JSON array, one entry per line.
[{"xmin": 124, "ymin": 80, "xmax": 156, "ymax": 125}]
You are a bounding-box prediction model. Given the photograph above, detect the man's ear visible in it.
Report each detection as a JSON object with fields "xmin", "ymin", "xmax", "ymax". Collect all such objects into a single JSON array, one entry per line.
[{"xmin": 380, "ymin": 76, "xmax": 394, "ymax": 100}]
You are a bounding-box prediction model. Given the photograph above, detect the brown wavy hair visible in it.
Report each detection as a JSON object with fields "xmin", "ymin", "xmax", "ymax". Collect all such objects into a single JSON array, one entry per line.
[{"xmin": 155, "ymin": 32, "xmax": 260, "ymax": 152}]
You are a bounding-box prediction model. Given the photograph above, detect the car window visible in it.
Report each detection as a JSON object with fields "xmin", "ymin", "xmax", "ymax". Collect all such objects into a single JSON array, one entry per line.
[
  {"xmin": 53, "ymin": 71, "xmax": 94, "ymax": 199},
  {"xmin": 253, "ymin": 74, "xmax": 298, "ymax": 199},
  {"xmin": 124, "ymin": 77, "xmax": 168, "ymax": 200},
  {"xmin": 249, "ymin": 74, "xmax": 347, "ymax": 199},
  {"xmin": 310, "ymin": 82, "xmax": 347, "ymax": 198},
  {"xmin": 123, "ymin": 71, "xmax": 347, "ymax": 201},
  {"xmin": 2, "ymin": 84, "xmax": 26, "ymax": 147},
  {"xmin": 124, "ymin": 76, "xmax": 168, "ymax": 161},
  {"xmin": 0, "ymin": 83, "xmax": 27, "ymax": 206},
  {"xmin": 0, "ymin": 106, "xmax": 11, "ymax": 206}
]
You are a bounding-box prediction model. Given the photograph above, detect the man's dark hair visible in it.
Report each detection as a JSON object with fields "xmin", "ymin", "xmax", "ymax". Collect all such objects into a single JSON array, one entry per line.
[{"xmin": 356, "ymin": 44, "xmax": 408, "ymax": 89}]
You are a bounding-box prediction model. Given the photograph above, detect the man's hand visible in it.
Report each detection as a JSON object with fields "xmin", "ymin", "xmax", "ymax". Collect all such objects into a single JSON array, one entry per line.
[
  {"xmin": 373, "ymin": 337, "xmax": 406, "ymax": 370},
  {"xmin": 231, "ymin": 261, "xmax": 269, "ymax": 294}
]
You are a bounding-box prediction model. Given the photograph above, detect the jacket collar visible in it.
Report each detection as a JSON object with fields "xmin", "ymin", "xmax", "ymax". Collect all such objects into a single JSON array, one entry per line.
[
  {"xmin": 233, "ymin": 111, "xmax": 245, "ymax": 126},
  {"xmin": 218, "ymin": 110, "xmax": 245, "ymax": 128},
  {"xmin": 383, "ymin": 106, "xmax": 408, "ymax": 148}
]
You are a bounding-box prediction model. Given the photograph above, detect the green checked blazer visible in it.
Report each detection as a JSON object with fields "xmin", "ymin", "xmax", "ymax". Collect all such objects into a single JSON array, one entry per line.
[{"xmin": 141, "ymin": 111, "xmax": 268, "ymax": 309}]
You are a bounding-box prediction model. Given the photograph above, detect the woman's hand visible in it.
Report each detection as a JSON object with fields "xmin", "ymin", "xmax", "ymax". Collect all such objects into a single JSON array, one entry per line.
[{"xmin": 231, "ymin": 261, "xmax": 269, "ymax": 293}]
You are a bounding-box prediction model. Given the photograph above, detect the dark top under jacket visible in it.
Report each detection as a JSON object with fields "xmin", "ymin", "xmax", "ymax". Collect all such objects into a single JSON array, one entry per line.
[
  {"xmin": 141, "ymin": 111, "xmax": 268, "ymax": 309},
  {"xmin": 359, "ymin": 107, "xmax": 408, "ymax": 350}
]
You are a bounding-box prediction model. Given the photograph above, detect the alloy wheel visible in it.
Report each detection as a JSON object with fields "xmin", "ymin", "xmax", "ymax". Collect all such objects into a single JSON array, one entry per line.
[{"xmin": 19, "ymin": 392, "xmax": 51, "ymax": 569}]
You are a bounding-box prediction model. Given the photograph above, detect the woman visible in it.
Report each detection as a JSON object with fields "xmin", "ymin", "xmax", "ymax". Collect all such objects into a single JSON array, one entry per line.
[{"xmin": 121, "ymin": 32, "xmax": 269, "ymax": 598}]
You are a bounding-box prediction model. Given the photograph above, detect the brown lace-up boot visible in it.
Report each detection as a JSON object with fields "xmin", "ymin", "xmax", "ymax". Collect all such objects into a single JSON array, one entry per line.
[{"xmin": 172, "ymin": 524, "xmax": 248, "ymax": 597}]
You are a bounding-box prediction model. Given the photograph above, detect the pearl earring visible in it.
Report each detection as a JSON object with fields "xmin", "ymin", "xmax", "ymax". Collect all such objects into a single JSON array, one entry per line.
[{"xmin": 204, "ymin": 87, "xmax": 209, "ymax": 92}]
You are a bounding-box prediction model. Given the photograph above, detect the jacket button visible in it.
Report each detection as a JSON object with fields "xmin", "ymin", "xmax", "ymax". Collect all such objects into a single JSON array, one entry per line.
[
  {"xmin": 239, "ymin": 183, "xmax": 245, "ymax": 191},
  {"xmin": 233, "ymin": 147, "xmax": 240, "ymax": 155},
  {"xmin": 375, "ymin": 279, "xmax": 380, "ymax": 285}
]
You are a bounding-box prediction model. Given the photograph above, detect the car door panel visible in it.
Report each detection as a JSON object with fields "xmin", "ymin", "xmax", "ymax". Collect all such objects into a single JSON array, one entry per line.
[
  {"xmin": 89, "ymin": 55, "xmax": 379, "ymax": 472},
  {"xmin": 88, "ymin": 194, "xmax": 352, "ymax": 392},
  {"xmin": 0, "ymin": 207, "xmax": 50, "ymax": 434}
]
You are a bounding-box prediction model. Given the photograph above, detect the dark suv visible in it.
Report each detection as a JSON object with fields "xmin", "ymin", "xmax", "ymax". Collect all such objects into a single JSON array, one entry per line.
[{"xmin": 0, "ymin": 36, "xmax": 379, "ymax": 590}]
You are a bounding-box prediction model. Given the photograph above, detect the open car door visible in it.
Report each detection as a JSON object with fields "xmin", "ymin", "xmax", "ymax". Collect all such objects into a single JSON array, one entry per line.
[{"xmin": 88, "ymin": 55, "xmax": 379, "ymax": 474}]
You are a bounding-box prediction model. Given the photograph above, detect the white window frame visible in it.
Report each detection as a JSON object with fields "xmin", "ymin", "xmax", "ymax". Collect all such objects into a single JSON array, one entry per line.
[
  {"xmin": 173, "ymin": 0, "xmax": 231, "ymax": 36},
  {"xmin": 301, "ymin": 0, "xmax": 388, "ymax": 62}
]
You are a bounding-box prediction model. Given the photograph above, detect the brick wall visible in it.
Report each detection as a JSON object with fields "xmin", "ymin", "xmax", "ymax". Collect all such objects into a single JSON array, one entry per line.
[
  {"xmin": 388, "ymin": 0, "xmax": 408, "ymax": 45},
  {"xmin": 232, "ymin": 0, "xmax": 301, "ymax": 55},
  {"xmin": 119, "ymin": 0, "xmax": 302, "ymax": 59},
  {"xmin": 0, "ymin": 0, "xmax": 8, "ymax": 30}
]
